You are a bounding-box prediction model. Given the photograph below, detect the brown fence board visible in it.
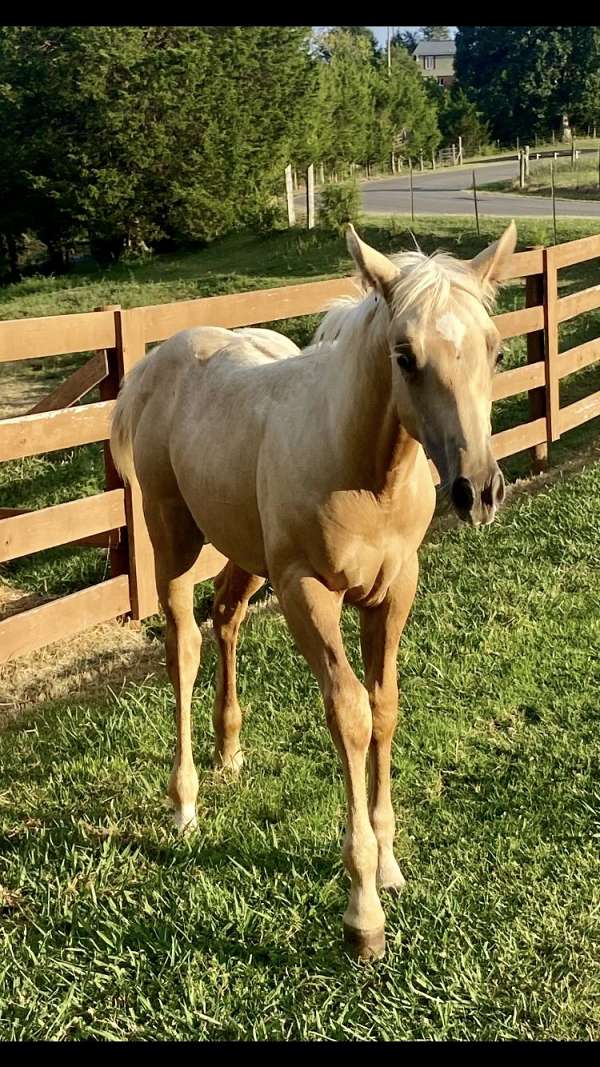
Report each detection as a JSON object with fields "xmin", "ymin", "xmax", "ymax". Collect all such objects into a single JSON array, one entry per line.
[
  {"xmin": 0, "ymin": 310, "xmax": 116, "ymax": 363},
  {"xmin": 550, "ymin": 233, "xmax": 600, "ymax": 269},
  {"xmin": 492, "ymin": 362, "xmax": 546, "ymax": 401},
  {"xmin": 498, "ymin": 248, "xmax": 545, "ymax": 280},
  {"xmin": 558, "ymin": 337, "xmax": 600, "ymax": 378},
  {"xmin": 27, "ymin": 351, "xmax": 109, "ymax": 415},
  {"xmin": 558, "ymin": 389, "xmax": 600, "ymax": 433},
  {"xmin": 0, "ymin": 490, "xmax": 125, "ymax": 563},
  {"xmin": 557, "ymin": 284, "xmax": 600, "ymax": 324},
  {"xmin": 0, "ymin": 400, "xmax": 114, "ymax": 461},
  {"xmin": 494, "ymin": 305, "xmax": 544, "ymax": 340},
  {"xmin": 0, "ymin": 575, "xmax": 131, "ymax": 663},
  {"xmin": 0, "ymin": 507, "xmax": 120, "ymax": 549},
  {"xmin": 136, "ymin": 278, "xmax": 360, "ymax": 343},
  {"xmin": 491, "ymin": 417, "xmax": 547, "ymax": 460}
]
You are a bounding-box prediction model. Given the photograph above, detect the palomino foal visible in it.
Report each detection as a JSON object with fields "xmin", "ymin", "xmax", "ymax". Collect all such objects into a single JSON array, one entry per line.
[{"xmin": 111, "ymin": 222, "xmax": 516, "ymax": 959}]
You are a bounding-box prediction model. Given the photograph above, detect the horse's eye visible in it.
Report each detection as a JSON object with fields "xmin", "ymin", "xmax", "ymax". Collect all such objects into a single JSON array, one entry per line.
[
  {"xmin": 495, "ymin": 350, "xmax": 504, "ymax": 367},
  {"xmin": 395, "ymin": 348, "xmax": 416, "ymax": 373}
]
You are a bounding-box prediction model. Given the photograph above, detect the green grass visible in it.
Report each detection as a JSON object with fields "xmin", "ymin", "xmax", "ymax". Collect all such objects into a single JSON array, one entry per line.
[
  {"xmin": 484, "ymin": 155, "xmax": 600, "ymax": 202},
  {"xmin": 1, "ymin": 458, "xmax": 599, "ymax": 1039},
  {"xmin": 1, "ymin": 215, "xmax": 599, "ymax": 605}
]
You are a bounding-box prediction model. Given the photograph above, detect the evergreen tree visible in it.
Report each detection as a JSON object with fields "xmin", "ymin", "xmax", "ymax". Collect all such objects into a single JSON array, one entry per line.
[
  {"xmin": 455, "ymin": 26, "xmax": 600, "ymax": 142},
  {"xmin": 420, "ymin": 27, "xmax": 451, "ymax": 40}
]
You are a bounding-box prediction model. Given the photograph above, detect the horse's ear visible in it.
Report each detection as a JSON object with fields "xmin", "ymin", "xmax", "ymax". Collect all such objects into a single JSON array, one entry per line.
[
  {"xmin": 469, "ymin": 220, "xmax": 518, "ymax": 294},
  {"xmin": 346, "ymin": 224, "xmax": 399, "ymax": 296}
]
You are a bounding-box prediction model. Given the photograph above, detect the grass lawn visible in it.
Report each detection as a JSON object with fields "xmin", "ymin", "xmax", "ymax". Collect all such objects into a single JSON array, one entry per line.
[
  {"xmin": 1, "ymin": 454, "xmax": 599, "ymax": 1039},
  {"xmin": 484, "ymin": 156, "xmax": 600, "ymax": 202}
]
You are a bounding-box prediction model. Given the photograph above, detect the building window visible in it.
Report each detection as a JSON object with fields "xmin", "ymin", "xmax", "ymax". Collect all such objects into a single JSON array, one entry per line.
[{"xmin": 424, "ymin": 55, "xmax": 435, "ymax": 70}]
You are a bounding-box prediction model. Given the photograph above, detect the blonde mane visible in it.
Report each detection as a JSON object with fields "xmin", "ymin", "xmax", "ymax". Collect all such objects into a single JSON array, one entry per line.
[{"xmin": 313, "ymin": 245, "xmax": 493, "ymax": 352}]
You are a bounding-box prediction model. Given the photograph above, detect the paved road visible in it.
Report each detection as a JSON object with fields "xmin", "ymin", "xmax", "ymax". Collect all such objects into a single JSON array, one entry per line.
[{"xmin": 296, "ymin": 158, "xmax": 600, "ymax": 219}]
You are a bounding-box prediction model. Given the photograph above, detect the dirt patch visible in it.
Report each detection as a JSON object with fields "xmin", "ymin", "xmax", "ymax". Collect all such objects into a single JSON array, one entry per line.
[{"xmin": 0, "ymin": 364, "xmax": 52, "ymax": 419}]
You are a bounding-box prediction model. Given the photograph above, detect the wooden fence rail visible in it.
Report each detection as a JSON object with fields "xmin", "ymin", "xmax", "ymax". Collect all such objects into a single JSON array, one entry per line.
[{"xmin": 1, "ymin": 234, "xmax": 599, "ymax": 663}]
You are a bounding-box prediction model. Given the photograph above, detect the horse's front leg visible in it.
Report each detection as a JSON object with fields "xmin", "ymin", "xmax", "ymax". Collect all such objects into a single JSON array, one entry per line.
[
  {"xmin": 359, "ymin": 554, "xmax": 419, "ymax": 892},
  {"xmin": 274, "ymin": 565, "xmax": 385, "ymax": 960}
]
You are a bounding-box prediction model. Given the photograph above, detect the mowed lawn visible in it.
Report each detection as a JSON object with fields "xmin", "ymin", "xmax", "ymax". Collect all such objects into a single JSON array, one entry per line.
[{"xmin": 1, "ymin": 458, "xmax": 599, "ymax": 1040}]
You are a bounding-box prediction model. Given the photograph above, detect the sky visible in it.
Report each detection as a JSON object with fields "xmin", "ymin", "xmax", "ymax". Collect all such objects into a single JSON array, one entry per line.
[{"xmin": 369, "ymin": 27, "xmax": 457, "ymax": 46}]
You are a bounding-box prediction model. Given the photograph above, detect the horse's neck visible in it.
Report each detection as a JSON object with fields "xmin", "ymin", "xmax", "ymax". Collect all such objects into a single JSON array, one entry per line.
[{"xmin": 322, "ymin": 326, "xmax": 418, "ymax": 496}]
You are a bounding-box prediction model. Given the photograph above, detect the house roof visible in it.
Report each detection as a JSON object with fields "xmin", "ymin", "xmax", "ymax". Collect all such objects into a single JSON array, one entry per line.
[{"xmin": 414, "ymin": 39, "xmax": 456, "ymax": 57}]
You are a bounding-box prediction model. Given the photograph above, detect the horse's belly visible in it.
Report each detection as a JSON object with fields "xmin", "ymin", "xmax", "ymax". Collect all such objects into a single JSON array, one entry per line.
[{"xmin": 180, "ymin": 481, "xmax": 268, "ymax": 578}]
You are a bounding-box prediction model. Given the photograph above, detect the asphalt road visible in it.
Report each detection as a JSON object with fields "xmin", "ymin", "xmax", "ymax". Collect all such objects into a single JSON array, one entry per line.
[{"xmin": 296, "ymin": 158, "xmax": 600, "ymax": 219}]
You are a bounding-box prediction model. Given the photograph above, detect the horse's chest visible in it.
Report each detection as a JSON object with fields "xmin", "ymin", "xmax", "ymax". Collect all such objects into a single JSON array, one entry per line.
[{"xmin": 314, "ymin": 494, "xmax": 415, "ymax": 604}]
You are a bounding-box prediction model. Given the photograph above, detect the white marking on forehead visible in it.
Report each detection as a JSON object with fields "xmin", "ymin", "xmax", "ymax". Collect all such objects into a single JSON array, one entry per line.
[{"xmin": 435, "ymin": 311, "xmax": 466, "ymax": 349}]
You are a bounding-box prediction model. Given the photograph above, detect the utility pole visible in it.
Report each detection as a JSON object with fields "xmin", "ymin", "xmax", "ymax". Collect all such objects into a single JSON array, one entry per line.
[{"xmin": 387, "ymin": 27, "xmax": 391, "ymax": 74}]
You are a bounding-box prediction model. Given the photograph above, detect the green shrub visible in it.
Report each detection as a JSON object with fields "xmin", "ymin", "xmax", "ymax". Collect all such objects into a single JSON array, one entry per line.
[{"xmin": 318, "ymin": 180, "xmax": 360, "ymax": 234}]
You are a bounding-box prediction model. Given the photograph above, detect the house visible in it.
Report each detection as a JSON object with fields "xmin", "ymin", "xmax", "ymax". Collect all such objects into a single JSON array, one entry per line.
[{"xmin": 413, "ymin": 39, "xmax": 456, "ymax": 87}]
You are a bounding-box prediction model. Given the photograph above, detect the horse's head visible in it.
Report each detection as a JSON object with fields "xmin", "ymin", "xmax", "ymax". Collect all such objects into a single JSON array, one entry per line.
[{"xmin": 346, "ymin": 222, "xmax": 517, "ymax": 526}]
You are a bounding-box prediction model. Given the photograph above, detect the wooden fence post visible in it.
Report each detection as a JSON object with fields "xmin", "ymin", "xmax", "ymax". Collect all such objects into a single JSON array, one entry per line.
[
  {"xmin": 542, "ymin": 246, "xmax": 561, "ymax": 445},
  {"xmin": 524, "ymin": 253, "xmax": 549, "ymax": 472},
  {"xmin": 285, "ymin": 165, "xmax": 296, "ymax": 227},
  {"xmin": 524, "ymin": 144, "xmax": 530, "ymax": 180},
  {"xmin": 113, "ymin": 308, "xmax": 159, "ymax": 619},
  {"xmin": 96, "ymin": 305, "xmax": 129, "ymax": 586},
  {"xmin": 306, "ymin": 164, "xmax": 315, "ymax": 230},
  {"xmin": 518, "ymin": 150, "xmax": 525, "ymax": 189}
]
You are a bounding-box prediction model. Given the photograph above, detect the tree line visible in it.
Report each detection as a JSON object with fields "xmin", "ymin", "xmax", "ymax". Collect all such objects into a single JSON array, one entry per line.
[{"xmin": 1, "ymin": 25, "xmax": 599, "ymax": 280}]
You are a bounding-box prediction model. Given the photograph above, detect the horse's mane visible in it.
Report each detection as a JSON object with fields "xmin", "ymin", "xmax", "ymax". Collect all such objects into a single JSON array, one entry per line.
[{"xmin": 312, "ymin": 245, "xmax": 493, "ymax": 352}]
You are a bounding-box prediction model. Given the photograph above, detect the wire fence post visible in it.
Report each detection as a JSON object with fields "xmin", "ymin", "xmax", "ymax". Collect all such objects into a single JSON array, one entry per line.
[
  {"xmin": 472, "ymin": 169, "xmax": 480, "ymax": 235},
  {"xmin": 409, "ymin": 158, "xmax": 415, "ymax": 223}
]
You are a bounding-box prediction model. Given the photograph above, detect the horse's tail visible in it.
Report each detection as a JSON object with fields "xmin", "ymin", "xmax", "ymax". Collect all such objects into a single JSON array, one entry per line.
[{"xmin": 110, "ymin": 352, "xmax": 153, "ymax": 486}]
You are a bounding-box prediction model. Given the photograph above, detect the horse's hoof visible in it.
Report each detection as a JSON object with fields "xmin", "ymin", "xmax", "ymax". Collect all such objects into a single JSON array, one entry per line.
[
  {"xmin": 171, "ymin": 803, "xmax": 198, "ymax": 834},
  {"xmin": 377, "ymin": 868, "xmax": 407, "ymax": 894},
  {"xmin": 213, "ymin": 749, "xmax": 243, "ymax": 775},
  {"xmin": 343, "ymin": 921, "xmax": 386, "ymax": 961}
]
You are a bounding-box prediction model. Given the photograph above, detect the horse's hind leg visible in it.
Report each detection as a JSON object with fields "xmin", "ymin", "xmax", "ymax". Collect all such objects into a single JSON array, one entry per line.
[
  {"xmin": 143, "ymin": 493, "xmax": 205, "ymax": 832},
  {"xmin": 212, "ymin": 562, "xmax": 265, "ymax": 772}
]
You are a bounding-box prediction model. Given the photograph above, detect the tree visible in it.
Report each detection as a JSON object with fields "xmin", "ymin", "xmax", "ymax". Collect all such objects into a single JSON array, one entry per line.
[
  {"xmin": 337, "ymin": 26, "xmax": 379, "ymax": 63},
  {"xmin": 316, "ymin": 29, "xmax": 375, "ymax": 170},
  {"xmin": 0, "ymin": 26, "xmax": 316, "ymax": 269},
  {"xmin": 369, "ymin": 43, "xmax": 441, "ymax": 166},
  {"xmin": 420, "ymin": 27, "xmax": 451, "ymax": 40},
  {"xmin": 455, "ymin": 26, "xmax": 600, "ymax": 142},
  {"xmin": 436, "ymin": 85, "xmax": 490, "ymax": 154},
  {"xmin": 391, "ymin": 30, "xmax": 419, "ymax": 55}
]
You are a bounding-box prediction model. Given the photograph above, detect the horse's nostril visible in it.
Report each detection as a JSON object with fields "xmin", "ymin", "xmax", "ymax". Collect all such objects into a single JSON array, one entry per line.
[
  {"xmin": 481, "ymin": 469, "xmax": 505, "ymax": 510},
  {"xmin": 451, "ymin": 477, "xmax": 475, "ymax": 512}
]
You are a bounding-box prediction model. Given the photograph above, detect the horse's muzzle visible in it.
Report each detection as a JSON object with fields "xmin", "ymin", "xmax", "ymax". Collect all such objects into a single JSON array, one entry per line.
[{"xmin": 451, "ymin": 467, "xmax": 505, "ymax": 526}]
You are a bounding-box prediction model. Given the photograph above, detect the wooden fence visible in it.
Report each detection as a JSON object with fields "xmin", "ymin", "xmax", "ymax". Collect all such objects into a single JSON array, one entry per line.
[{"xmin": 1, "ymin": 234, "xmax": 600, "ymax": 663}]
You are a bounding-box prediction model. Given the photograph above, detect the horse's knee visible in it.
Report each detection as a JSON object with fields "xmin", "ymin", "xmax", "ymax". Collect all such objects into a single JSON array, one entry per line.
[{"xmin": 326, "ymin": 676, "xmax": 373, "ymax": 753}]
